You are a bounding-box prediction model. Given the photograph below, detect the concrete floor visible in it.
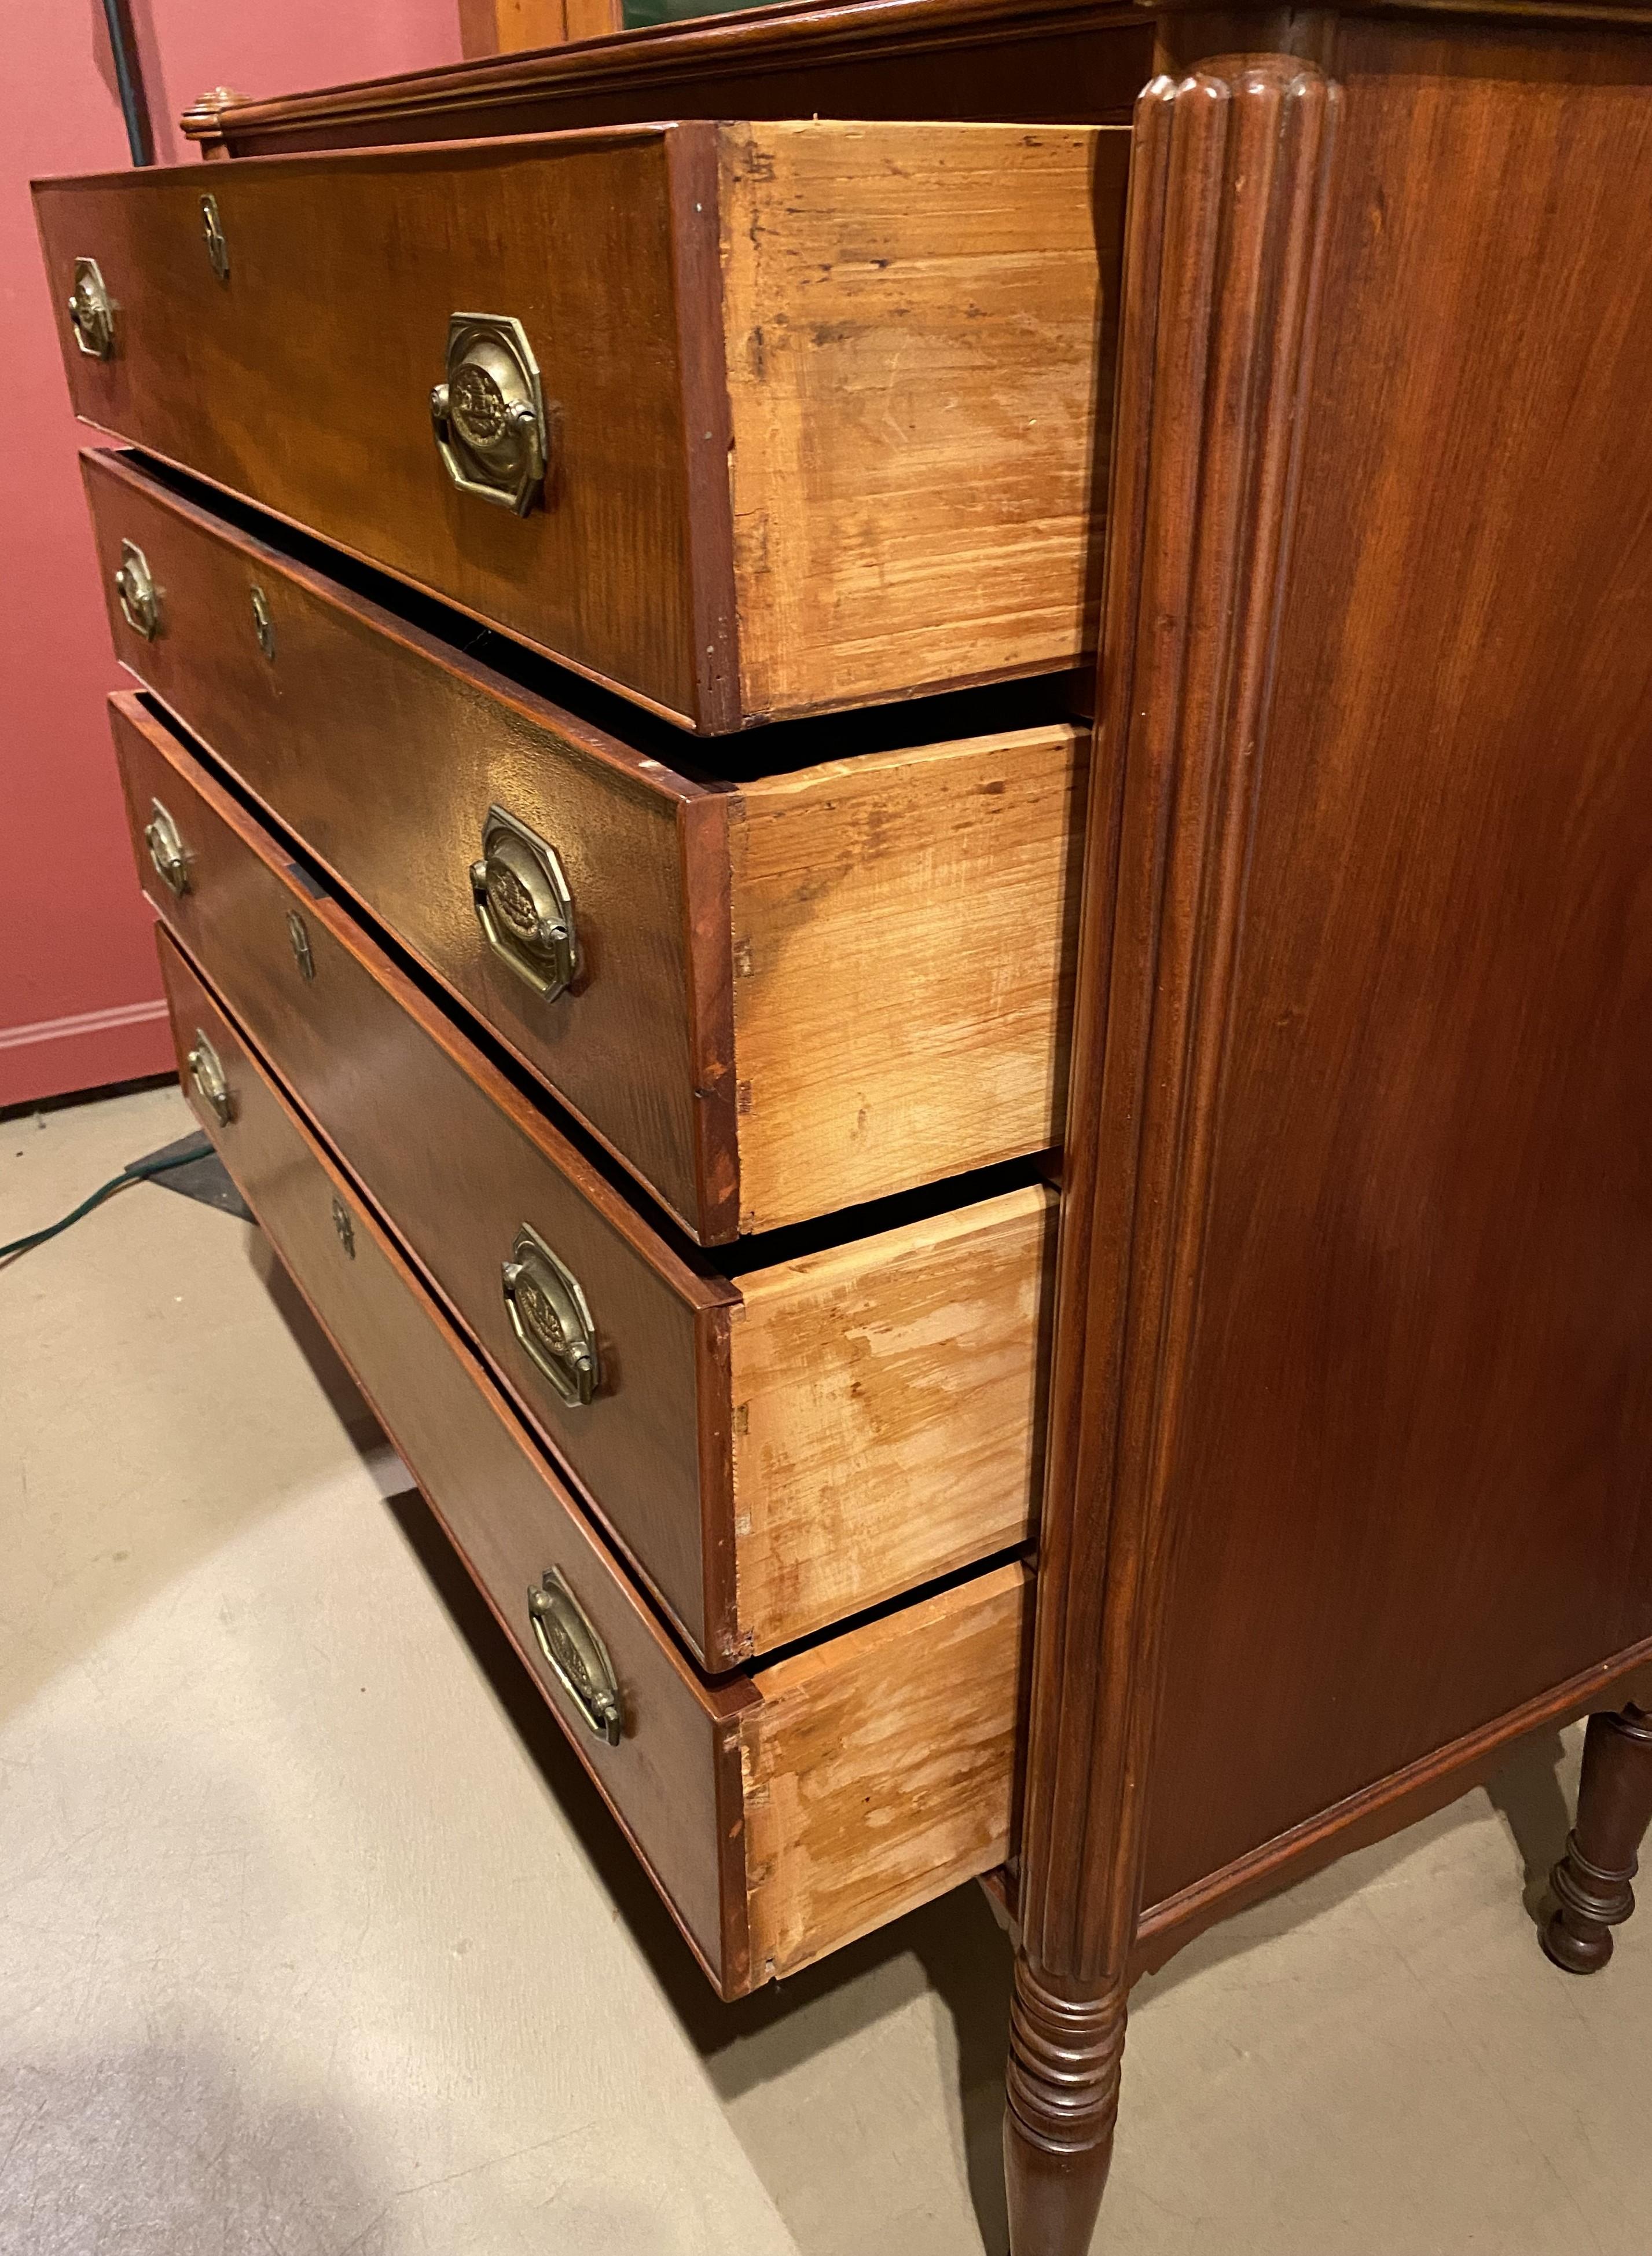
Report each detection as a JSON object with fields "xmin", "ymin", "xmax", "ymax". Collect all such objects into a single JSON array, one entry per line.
[{"xmin": 3, "ymin": 1081, "xmax": 1650, "ymax": 2256}]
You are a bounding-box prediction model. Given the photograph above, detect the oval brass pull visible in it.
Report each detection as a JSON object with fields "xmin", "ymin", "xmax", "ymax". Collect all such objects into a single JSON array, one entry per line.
[
  {"xmin": 200, "ymin": 193, "xmax": 229, "ymax": 281},
  {"xmin": 114, "ymin": 540, "xmax": 161, "ymax": 640},
  {"xmin": 430, "ymin": 313, "xmax": 549, "ymax": 515},
  {"xmin": 186, "ymin": 1030, "xmax": 233, "ymax": 1125},
  {"xmin": 501, "ymin": 1224, "xmax": 599, "ymax": 1407},
  {"xmin": 527, "ymin": 1570, "xmax": 622, "ymax": 1745},
  {"xmin": 469, "ymin": 804, "xmax": 577, "ymax": 1002},
  {"xmin": 250, "ymin": 585, "xmax": 274, "ymax": 661},
  {"xmin": 144, "ymin": 798, "xmax": 189, "ymax": 897},
  {"xmin": 67, "ymin": 256, "xmax": 115, "ymax": 359}
]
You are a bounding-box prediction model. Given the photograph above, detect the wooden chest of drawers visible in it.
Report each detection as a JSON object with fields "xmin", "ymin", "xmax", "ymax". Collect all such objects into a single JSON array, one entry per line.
[{"xmin": 37, "ymin": 5, "xmax": 1652, "ymax": 2250}]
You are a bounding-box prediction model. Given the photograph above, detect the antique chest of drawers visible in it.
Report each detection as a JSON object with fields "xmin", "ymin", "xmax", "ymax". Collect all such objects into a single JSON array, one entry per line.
[{"xmin": 36, "ymin": 5, "xmax": 1652, "ymax": 2251}]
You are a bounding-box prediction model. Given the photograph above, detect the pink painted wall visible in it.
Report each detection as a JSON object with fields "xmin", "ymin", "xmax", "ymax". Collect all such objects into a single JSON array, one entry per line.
[{"xmin": 1, "ymin": 1, "xmax": 460, "ymax": 1112}]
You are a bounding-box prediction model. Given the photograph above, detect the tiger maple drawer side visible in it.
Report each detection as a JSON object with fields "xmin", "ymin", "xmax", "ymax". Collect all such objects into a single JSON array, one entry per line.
[
  {"xmin": 728, "ymin": 724, "xmax": 1086, "ymax": 1232},
  {"xmin": 720, "ymin": 120, "xmax": 1130, "ymax": 721},
  {"xmin": 728, "ymin": 1183, "xmax": 1054, "ymax": 1653},
  {"xmin": 740, "ymin": 1560, "xmax": 1031, "ymax": 1984}
]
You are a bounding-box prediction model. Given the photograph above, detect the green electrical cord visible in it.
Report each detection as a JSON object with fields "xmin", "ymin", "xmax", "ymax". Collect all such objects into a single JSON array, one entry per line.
[{"xmin": 0, "ymin": 1134, "xmax": 214, "ymax": 1263}]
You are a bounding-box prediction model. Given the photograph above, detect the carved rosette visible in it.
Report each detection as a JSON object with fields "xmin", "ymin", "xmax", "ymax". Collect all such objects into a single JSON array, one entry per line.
[{"xmin": 1007, "ymin": 50, "xmax": 1343, "ymax": 2256}]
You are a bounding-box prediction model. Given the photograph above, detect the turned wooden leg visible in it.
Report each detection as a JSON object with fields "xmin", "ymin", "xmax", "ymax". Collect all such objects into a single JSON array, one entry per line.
[
  {"xmin": 1004, "ymin": 1958, "xmax": 1126, "ymax": 2255},
  {"xmin": 1543, "ymin": 1704, "xmax": 1652, "ymax": 1973}
]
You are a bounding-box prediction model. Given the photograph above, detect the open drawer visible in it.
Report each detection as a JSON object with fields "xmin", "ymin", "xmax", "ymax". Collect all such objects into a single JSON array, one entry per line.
[{"xmin": 155, "ymin": 925, "xmax": 1030, "ymax": 1998}]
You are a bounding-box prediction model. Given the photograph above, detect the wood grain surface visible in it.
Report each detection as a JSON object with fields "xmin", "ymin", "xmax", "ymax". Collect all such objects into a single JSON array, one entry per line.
[
  {"xmin": 154, "ymin": 924, "xmax": 755, "ymax": 1991},
  {"xmin": 730, "ymin": 724, "xmax": 1087, "ymax": 1232},
  {"xmin": 160, "ymin": 922, "xmax": 1034, "ymax": 1998},
  {"xmin": 84, "ymin": 451, "xmax": 1086, "ymax": 1242},
  {"xmin": 37, "ymin": 129, "xmax": 715, "ymax": 722},
  {"xmin": 115, "ymin": 691, "xmax": 1053, "ymax": 1664},
  {"xmin": 179, "ymin": 0, "xmax": 1155, "ymax": 155},
  {"xmin": 39, "ymin": 121, "xmax": 1121, "ymax": 727},
  {"xmin": 1139, "ymin": 10, "xmax": 1652, "ymax": 1920},
  {"xmin": 741, "ymin": 1557, "xmax": 1031, "ymax": 1984},
  {"xmin": 719, "ymin": 121, "xmax": 1128, "ymax": 718},
  {"xmin": 82, "ymin": 446, "xmax": 730, "ymax": 1239},
  {"xmin": 729, "ymin": 1184, "xmax": 1055, "ymax": 1655}
]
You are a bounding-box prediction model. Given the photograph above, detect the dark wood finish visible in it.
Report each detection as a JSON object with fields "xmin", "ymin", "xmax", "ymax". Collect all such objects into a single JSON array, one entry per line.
[
  {"xmin": 83, "ymin": 445, "xmax": 736, "ymax": 1242},
  {"xmin": 156, "ymin": 924, "xmax": 754, "ymax": 1989},
  {"xmin": 37, "ymin": 128, "xmax": 718, "ymax": 727},
  {"xmin": 1007, "ymin": 51, "xmax": 1343, "ymax": 2253},
  {"xmin": 113, "ymin": 691, "xmax": 1047, "ymax": 1666},
  {"xmin": 1544, "ymin": 1706, "xmax": 1652, "ymax": 1973},
  {"xmin": 44, "ymin": 0, "xmax": 1652, "ymax": 2238},
  {"xmin": 35, "ymin": 122, "xmax": 1120, "ymax": 731},
  {"xmin": 115, "ymin": 690, "xmax": 737, "ymax": 1660},
  {"xmin": 1140, "ymin": 7, "xmax": 1652, "ymax": 1913},
  {"xmin": 82, "ymin": 449, "xmax": 1085, "ymax": 1243},
  {"xmin": 181, "ymin": 0, "xmax": 1154, "ymax": 153},
  {"xmin": 157, "ymin": 925, "xmax": 1034, "ymax": 1997}
]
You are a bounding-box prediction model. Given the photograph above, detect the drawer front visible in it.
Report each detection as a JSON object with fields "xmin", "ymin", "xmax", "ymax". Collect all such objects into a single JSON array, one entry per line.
[
  {"xmin": 38, "ymin": 120, "xmax": 1126, "ymax": 727},
  {"xmin": 155, "ymin": 926, "xmax": 747, "ymax": 1987},
  {"xmin": 115, "ymin": 692, "xmax": 1053, "ymax": 1670},
  {"xmin": 85, "ymin": 451, "xmax": 1086, "ymax": 1246},
  {"xmin": 157, "ymin": 927, "xmax": 1030, "ymax": 1995},
  {"xmin": 40, "ymin": 127, "xmax": 717, "ymax": 727},
  {"xmin": 111, "ymin": 692, "xmax": 735, "ymax": 1664},
  {"xmin": 83, "ymin": 446, "xmax": 733, "ymax": 1243}
]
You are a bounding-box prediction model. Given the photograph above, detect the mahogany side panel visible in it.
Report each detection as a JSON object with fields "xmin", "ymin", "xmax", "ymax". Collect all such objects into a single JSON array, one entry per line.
[
  {"xmin": 1007, "ymin": 56, "xmax": 1341, "ymax": 2253},
  {"xmin": 1140, "ymin": 13, "xmax": 1652, "ymax": 1914}
]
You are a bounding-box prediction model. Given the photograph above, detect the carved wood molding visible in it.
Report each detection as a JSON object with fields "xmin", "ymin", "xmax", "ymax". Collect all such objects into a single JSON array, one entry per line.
[{"xmin": 1016, "ymin": 56, "xmax": 1342, "ymax": 2002}]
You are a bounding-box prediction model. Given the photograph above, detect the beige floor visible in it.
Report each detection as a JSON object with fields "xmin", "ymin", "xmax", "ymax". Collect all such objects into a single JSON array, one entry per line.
[{"xmin": 2, "ymin": 1083, "xmax": 1649, "ymax": 2256}]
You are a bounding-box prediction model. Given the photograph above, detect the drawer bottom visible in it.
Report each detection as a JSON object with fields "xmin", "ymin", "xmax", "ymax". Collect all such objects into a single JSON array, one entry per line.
[{"xmin": 156, "ymin": 925, "xmax": 1030, "ymax": 1996}]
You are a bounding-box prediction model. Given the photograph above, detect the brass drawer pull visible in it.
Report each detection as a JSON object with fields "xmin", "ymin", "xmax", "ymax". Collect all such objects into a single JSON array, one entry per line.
[
  {"xmin": 330, "ymin": 1195, "xmax": 355, "ymax": 1258},
  {"xmin": 429, "ymin": 313, "xmax": 549, "ymax": 515},
  {"xmin": 501, "ymin": 1224, "xmax": 599, "ymax": 1407},
  {"xmin": 250, "ymin": 585, "xmax": 275, "ymax": 660},
  {"xmin": 144, "ymin": 798, "xmax": 189, "ymax": 897},
  {"xmin": 114, "ymin": 540, "xmax": 161, "ymax": 639},
  {"xmin": 527, "ymin": 1569, "xmax": 622, "ymax": 1745},
  {"xmin": 186, "ymin": 1030, "xmax": 233, "ymax": 1125},
  {"xmin": 469, "ymin": 804, "xmax": 577, "ymax": 1002},
  {"xmin": 67, "ymin": 256, "xmax": 115, "ymax": 358}
]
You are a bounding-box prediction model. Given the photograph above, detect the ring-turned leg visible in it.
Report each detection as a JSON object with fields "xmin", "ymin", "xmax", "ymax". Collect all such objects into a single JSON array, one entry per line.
[
  {"xmin": 1543, "ymin": 1704, "xmax": 1652, "ymax": 1973},
  {"xmin": 1004, "ymin": 1957, "xmax": 1125, "ymax": 2255}
]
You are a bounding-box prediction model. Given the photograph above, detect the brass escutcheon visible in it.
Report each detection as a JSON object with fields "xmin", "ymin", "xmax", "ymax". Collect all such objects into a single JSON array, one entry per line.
[
  {"xmin": 200, "ymin": 193, "xmax": 229, "ymax": 281},
  {"xmin": 250, "ymin": 585, "xmax": 274, "ymax": 660},
  {"xmin": 330, "ymin": 1195, "xmax": 355, "ymax": 1258}
]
